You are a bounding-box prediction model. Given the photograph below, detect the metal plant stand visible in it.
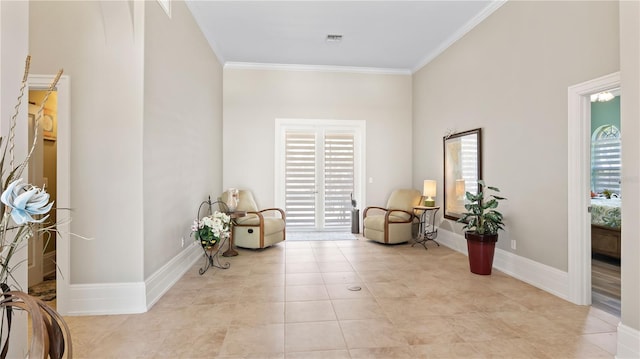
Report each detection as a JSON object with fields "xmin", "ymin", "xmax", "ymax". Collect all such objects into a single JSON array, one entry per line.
[
  {"xmin": 197, "ymin": 196, "xmax": 231, "ymax": 275},
  {"xmin": 413, "ymin": 206, "xmax": 440, "ymax": 250}
]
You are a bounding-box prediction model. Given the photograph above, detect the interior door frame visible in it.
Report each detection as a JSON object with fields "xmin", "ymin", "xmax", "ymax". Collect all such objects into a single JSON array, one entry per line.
[
  {"xmin": 567, "ymin": 71, "xmax": 620, "ymax": 305},
  {"xmin": 275, "ymin": 119, "xmax": 366, "ymax": 231},
  {"xmin": 28, "ymin": 74, "xmax": 71, "ymax": 315}
]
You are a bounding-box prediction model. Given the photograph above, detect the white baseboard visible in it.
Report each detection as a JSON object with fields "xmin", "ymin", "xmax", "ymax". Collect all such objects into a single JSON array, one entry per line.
[
  {"xmin": 43, "ymin": 250, "xmax": 56, "ymax": 277},
  {"xmin": 66, "ymin": 282, "xmax": 146, "ymax": 316},
  {"xmin": 437, "ymin": 229, "xmax": 570, "ymax": 300},
  {"xmin": 65, "ymin": 243, "xmax": 202, "ymax": 316},
  {"xmin": 617, "ymin": 323, "xmax": 640, "ymax": 359},
  {"xmin": 145, "ymin": 242, "xmax": 202, "ymax": 308}
]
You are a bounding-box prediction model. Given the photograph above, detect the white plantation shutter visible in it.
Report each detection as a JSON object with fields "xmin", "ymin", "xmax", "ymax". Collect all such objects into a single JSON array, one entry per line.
[
  {"xmin": 591, "ymin": 125, "xmax": 621, "ymax": 195},
  {"xmin": 284, "ymin": 132, "xmax": 317, "ymax": 229},
  {"xmin": 324, "ymin": 133, "xmax": 355, "ymax": 229},
  {"xmin": 283, "ymin": 130, "xmax": 355, "ymax": 230}
]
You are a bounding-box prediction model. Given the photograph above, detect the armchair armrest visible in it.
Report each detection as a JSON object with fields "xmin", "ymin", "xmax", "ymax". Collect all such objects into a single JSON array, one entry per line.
[
  {"xmin": 364, "ymin": 207, "xmax": 414, "ymax": 223},
  {"xmin": 363, "ymin": 206, "xmax": 388, "ymax": 218},
  {"xmin": 258, "ymin": 208, "xmax": 286, "ymax": 220}
]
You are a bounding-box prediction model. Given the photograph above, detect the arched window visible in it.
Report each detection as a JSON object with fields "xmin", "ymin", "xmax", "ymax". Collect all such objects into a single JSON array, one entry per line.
[{"xmin": 591, "ymin": 124, "xmax": 621, "ymax": 196}]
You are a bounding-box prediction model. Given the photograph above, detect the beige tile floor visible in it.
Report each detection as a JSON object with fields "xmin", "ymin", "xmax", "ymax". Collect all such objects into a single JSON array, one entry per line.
[{"xmin": 64, "ymin": 236, "xmax": 619, "ymax": 358}]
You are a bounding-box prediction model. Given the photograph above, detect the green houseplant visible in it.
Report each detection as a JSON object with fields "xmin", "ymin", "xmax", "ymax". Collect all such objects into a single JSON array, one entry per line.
[{"xmin": 458, "ymin": 180, "xmax": 506, "ymax": 275}]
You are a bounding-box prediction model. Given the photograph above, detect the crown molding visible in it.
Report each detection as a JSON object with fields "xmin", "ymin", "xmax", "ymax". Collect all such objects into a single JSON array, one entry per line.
[
  {"xmin": 412, "ymin": 0, "xmax": 508, "ymax": 73},
  {"xmin": 224, "ymin": 62, "xmax": 412, "ymax": 76}
]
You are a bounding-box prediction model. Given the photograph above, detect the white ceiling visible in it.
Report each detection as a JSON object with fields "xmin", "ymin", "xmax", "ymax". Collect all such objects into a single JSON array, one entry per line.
[{"xmin": 185, "ymin": 1, "xmax": 505, "ymax": 73}]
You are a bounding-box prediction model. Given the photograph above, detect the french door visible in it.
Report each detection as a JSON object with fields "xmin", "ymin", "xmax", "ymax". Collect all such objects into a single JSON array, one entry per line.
[{"xmin": 275, "ymin": 120, "xmax": 365, "ymax": 231}]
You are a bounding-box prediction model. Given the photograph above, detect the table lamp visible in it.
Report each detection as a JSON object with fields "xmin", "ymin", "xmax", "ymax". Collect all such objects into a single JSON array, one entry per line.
[{"xmin": 423, "ymin": 180, "xmax": 436, "ymax": 207}]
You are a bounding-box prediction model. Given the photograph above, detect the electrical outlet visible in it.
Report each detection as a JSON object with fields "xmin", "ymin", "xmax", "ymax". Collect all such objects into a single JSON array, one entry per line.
[
  {"xmin": 181, "ymin": 237, "xmax": 185, "ymax": 248},
  {"xmin": 511, "ymin": 239, "xmax": 516, "ymax": 250}
]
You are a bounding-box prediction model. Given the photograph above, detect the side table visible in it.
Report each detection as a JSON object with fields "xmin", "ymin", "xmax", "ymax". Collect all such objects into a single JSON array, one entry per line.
[
  {"xmin": 223, "ymin": 211, "xmax": 246, "ymax": 257},
  {"xmin": 413, "ymin": 206, "xmax": 440, "ymax": 250}
]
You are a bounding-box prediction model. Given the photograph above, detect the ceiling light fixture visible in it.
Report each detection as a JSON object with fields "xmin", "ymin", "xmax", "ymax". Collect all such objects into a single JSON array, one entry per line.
[
  {"xmin": 326, "ymin": 34, "xmax": 343, "ymax": 43},
  {"xmin": 590, "ymin": 91, "xmax": 615, "ymax": 102}
]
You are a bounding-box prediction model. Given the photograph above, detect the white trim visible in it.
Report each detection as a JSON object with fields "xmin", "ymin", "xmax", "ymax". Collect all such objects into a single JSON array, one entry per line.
[
  {"xmin": 567, "ymin": 72, "xmax": 621, "ymax": 305},
  {"xmin": 437, "ymin": 229, "xmax": 570, "ymax": 300},
  {"xmin": 493, "ymin": 247, "xmax": 569, "ymax": 301},
  {"xmin": 145, "ymin": 242, "xmax": 202, "ymax": 308},
  {"xmin": 225, "ymin": 62, "xmax": 411, "ymax": 76},
  {"xmin": 28, "ymin": 74, "xmax": 71, "ymax": 315},
  {"xmin": 62, "ymin": 243, "xmax": 203, "ymax": 316},
  {"xmin": 616, "ymin": 323, "xmax": 640, "ymax": 359},
  {"xmin": 65, "ymin": 282, "xmax": 146, "ymax": 316},
  {"xmin": 43, "ymin": 250, "xmax": 56, "ymax": 277},
  {"xmin": 412, "ymin": 0, "xmax": 507, "ymax": 73}
]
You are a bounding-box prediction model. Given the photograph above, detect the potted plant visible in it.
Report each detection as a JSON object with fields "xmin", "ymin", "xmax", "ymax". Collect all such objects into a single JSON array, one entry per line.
[{"xmin": 458, "ymin": 180, "xmax": 506, "ymax": 275}]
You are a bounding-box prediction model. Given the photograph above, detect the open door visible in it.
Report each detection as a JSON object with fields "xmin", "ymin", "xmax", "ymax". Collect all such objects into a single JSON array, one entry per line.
[{"xmin": 27, "ymin": 102, "xmax": 44, "ymax": 287}]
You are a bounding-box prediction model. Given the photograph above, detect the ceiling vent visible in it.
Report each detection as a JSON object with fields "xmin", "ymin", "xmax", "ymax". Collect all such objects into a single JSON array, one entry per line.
[{"xmin": 326, "ymin": 34, "xmax": 343, "ymax": 43}]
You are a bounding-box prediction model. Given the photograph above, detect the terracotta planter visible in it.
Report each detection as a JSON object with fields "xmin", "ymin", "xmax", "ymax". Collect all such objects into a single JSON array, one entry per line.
[{"xmin": 465, "ymin": 231, "xmax": 498, "ymax": 275}]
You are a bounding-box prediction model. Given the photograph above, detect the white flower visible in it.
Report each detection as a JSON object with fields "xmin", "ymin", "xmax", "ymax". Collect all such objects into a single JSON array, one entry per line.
[{"xmin": 1, "ymin": 179, "xmax": 53, "ymax": 225}]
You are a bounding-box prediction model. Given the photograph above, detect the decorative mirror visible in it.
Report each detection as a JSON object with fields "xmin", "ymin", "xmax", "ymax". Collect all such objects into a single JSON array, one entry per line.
[{"xmin": 443, "ymin": 128, "xmax": 482, "ymax": 220}]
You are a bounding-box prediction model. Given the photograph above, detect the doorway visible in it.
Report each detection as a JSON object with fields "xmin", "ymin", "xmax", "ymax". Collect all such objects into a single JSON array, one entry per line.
[
  {"xmin": 567, "ymin": 72, "xmax": 621, "ymax": 308},
  {"xmin": 275, "ymin": 119, "xmax": 365, "ymax": 234},
  {"xmin": 27, "ymin": 75, "xmax": 70, "ymax": 315},
  {"xmin": 589, "ymin": 89, "xmax": 621, "ymax": 316},
  {"xmin": 27, "ymin": 90, "xmax": 57, "ymax": 290}
]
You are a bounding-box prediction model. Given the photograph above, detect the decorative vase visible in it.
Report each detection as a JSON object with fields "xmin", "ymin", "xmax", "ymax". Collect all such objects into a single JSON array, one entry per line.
[
  {"xmin": 226, "ymin": 188, "xmax": 239, "ymax": 212},
  {"xmin": 464, "ymin": 231, "xmax": 498, "ymax": 275}
]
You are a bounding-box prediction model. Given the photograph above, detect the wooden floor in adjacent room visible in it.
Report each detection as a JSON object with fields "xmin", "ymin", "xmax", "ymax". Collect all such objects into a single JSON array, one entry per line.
[{"xmin": 591, "ymin": 254, "xmax": 621, "ymax": 317}]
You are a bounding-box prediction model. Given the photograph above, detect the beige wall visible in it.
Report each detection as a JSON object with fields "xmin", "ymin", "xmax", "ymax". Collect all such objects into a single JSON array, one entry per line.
[
  {"xmin": 29, "ymin": 0, "xmax": 223, "ymax": 284},
  {"xmin": 143, "ymin": 0, "xmax": 223, "ymax": 278},
  {"xmin": 620, "ymin": 0, "xmax": 640, "ymax": 333},
  {"xmin": 223, "ymin": 68, "xmax": 412, "ymax": 208},
  {"xmin": 413, "ymin": 1, "xmax": 619, "ymax": 270},
  {"xmin": 30, "ymin": 1, "xmax": 145, "ymax": 284}
]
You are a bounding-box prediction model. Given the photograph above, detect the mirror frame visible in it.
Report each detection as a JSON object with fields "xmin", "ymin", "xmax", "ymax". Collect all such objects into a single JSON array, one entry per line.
[{"xmin": 443, "ymin": 128, "xmax": 483, "ymax": 220}]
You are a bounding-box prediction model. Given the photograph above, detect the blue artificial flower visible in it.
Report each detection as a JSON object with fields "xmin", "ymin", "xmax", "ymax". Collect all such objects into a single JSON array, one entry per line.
[{"xmin": 1, "ymin": 179, "xmax": 54, "ymax": 225}]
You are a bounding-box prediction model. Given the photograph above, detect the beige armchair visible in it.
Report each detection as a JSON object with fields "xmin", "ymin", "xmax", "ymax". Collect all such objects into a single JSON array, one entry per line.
[
  {"xmin": 220, "ymin": 190, "xmax": 286, "ymax": 249},
  {"xmin": 363, "ymin": 189, "xmax": 422, "ymax": 244}
]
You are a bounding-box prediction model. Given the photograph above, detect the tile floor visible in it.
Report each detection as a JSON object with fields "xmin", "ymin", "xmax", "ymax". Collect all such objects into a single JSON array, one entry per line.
[{"xmin": 64, "ymin": 236, "xmax": 619, "ymax": 358}]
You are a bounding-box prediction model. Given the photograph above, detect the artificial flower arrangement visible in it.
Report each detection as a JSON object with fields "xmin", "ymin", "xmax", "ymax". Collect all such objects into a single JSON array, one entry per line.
[
  {"xmin": 0, "ymin": 56, "xmax": 72, "ymax": 359},
  {"xmin": 191, "ymin": 211, "xmax": 231, "ymax": 250}
]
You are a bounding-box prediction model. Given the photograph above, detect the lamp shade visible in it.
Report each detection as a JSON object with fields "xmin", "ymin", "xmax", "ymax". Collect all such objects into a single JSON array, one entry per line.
[
  {"xmin": 423, "ymin": 180, "xmax": 436, "ymax": 207},
  {"xmin": 423, "ymin": 180, "xmax": 436, "ymax": 197}
]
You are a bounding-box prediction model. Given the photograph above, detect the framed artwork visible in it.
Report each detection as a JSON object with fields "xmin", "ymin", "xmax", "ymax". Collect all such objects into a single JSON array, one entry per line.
[
  {"xmin": 42, "ymin": 108, "xmax": 56, "ymax": 141},
  {"xmin": 443, "ymin": 128, "xmax": 482, "ymax": 220}
]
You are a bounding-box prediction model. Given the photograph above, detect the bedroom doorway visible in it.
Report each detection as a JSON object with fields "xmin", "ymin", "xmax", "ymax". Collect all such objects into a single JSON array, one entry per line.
[
  {"xmin": 589, "ymin": 89, "xmax": 621, "ymax": 317},
  {"xmin": 567, "ymin": 72, "xmax": 621, "ymax": 310}
]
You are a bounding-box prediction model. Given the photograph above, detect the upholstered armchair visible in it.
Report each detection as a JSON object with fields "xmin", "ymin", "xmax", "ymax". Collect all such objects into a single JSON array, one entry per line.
[
  {"xmin": 220, "ymin": 190, "xmax": 286, "ymax": 249},
  {"xmin": 363, "ymin": 189, "xmax": 422, "ymax": 244}
]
